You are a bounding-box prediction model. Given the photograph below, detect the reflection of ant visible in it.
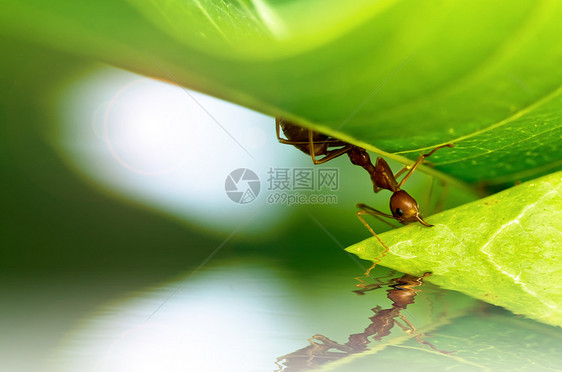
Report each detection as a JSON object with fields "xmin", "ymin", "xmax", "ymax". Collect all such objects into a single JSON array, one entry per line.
[
  {"xmin": 275, "ymin": 273, "xmax": 452, "ymax": 372},
  {"xmin": 276, "ymin": 117, "xmax": 453, "ymax": 274}
]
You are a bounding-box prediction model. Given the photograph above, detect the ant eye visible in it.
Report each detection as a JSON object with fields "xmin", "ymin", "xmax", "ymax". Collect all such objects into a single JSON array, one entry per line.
[{"xmin": 395, "ymin": 208, "xmax": 404, "ymax": 217}]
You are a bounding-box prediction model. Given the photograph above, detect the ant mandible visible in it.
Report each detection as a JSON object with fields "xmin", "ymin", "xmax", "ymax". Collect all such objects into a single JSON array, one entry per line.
[{"xmin": 276, "ymin": 117, "xmax": 453, "ymax": 270}]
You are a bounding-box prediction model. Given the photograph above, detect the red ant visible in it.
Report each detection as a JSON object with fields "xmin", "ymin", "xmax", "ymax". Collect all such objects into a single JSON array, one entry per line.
[{"xmin": 276, "ymin": 117, "xmax": 453, "ymax": 273}]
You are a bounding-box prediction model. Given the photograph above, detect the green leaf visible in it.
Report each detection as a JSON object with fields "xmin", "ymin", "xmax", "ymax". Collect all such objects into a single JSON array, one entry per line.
[
  {"xmin": 2, "ymin": 0, "xmax": 561, "ymax": 184},
  {"xmin": 346, "ymin": 171, "xmax": 562, "ymax": 327}
]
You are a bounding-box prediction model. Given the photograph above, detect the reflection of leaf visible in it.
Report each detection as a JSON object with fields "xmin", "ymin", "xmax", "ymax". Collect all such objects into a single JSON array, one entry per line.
[
  {"xmin": 278, "ymin": 272, "xmax": 480, "ymax": 372},
  {"xmin": 323, "ymin": 309, "xmax": 562, "ymax": 372},
  {"xmin": 2, "ymin": 1, "xmax": 562, "ymax": 185},
  {"xmin": 347, "ymin": 171, "xmax": 562, "ymax": 327}
]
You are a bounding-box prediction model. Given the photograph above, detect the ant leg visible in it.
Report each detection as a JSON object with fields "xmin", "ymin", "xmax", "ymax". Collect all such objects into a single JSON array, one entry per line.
[
  {"xmin": 353, "ymin": 269, "xmax": 403, "ymax": 295},
  {"xmin": 396, "ymin": 314, "xmax": 416, "ymax": 333},
  {"xmin": 310, "ymin": 335, "xmax": 353, "ymax": 353},
  {"xmin": 414, "ymin": 334, "xmax": 455, "ymax": 354},
  {"xmin": 276, "ymin": 137, "xmax": 346, "ymax": 147},
  {"xmin": 277, "ymin": 136, "xmax": 351, "ymax": 164},
  {"xmin": 311, "ymin": 145, "xmax": 354, "ymax": 164},
  {"xmin": 356, "ymin": 205, "xmax": 398, "ymax": 276},
  {"xmin": 276, "ymin": 119, "xmax": 310, "ymax": 145},
  {"xmin": 353, "ymin": 283, "xmax": 384, "ymax": 295},
  {"xmin": 393, "ymin": 163, "xmax": 413, "ymax": 181},
  {"xmin": 308, "ymin": 129, "xmax": 353, "ymax": 164},
  {"xmin": 277, "ymin": 121, "xmax": 351, "ymax": 164},
  {"xmin": 390, "ymin": 151, "xmax": 426, "ymax": 181},
  {"xmin": 357, "ymin": 203, "xmax": 400, "ymax": 228},
  {"xmin": 397, "ymin": 144, "xmax": 454, "ymax": 189},
  {"xmin": 393, "ymin": 167, "xmax": 409, "ymax": 180},
  {"xmin": 275, "ymin": 118, "xmax": 284, "ymax": 142}
]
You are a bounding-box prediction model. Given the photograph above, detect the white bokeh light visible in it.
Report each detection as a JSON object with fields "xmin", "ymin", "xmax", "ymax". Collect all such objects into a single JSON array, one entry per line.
[
  {"xmin": 102, "ymin": 78, "xmax": 198, "ymax": 175},
  {"xmin": 52, "ymin": 264, "xmax": 303, "ymax": 372},
  {"xmin": 56, "ymin": 67, "xmax": 304, "ymax": 235}
]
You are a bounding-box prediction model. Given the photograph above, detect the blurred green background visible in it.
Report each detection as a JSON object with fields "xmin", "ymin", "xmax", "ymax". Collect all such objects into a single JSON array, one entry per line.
[
  {"xmin": 2, "ymin": 38, "xmax": 561, "ymax": 372},
  {"xmin": 2, "ymin": 1, "xmax": 562, "ymax": 370},
  {"xmin": 0, "ymin": 38, "xmax": 461, "ymax": 371}
]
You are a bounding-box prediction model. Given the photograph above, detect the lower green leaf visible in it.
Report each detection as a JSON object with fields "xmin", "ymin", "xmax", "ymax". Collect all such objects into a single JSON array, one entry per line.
[
  {"xmin": 324, "ymin": 310, "xmax": 562, "ymax": 372},
  {"xmin": 346, "ymin": 171, "xmax": 562, "ymax": 327}
]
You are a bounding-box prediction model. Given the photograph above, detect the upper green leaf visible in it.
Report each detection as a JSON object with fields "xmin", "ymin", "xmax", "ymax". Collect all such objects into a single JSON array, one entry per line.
[
  {"xmin": 2, "ymin": 0, "xmax": 561, "ymax": 184},
  {"xmin": 346, "ymin": 171, "xmax": 562, "ymax": 327}
]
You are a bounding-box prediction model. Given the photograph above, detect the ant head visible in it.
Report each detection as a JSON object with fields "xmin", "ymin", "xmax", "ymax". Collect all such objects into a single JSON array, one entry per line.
[{"xmin": 389, "ymin": 190, "xmax": 432, "ymax": 226}]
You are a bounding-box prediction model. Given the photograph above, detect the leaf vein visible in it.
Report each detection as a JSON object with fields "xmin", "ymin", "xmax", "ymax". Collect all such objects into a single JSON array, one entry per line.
[
  {"xmin": 433, "ymin": 125, "xmax": 562, "ymax": 166},
  {"xmin": 479, "ymin": 190, "xmax": 559, "ymax": 308},
  {"xmin": 394, "ymin": 83, "xmax": 562, "ymax": 155},
  {"xmin": 391, "ymin": 345, "xmax": 491, "ymax": 371}
]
